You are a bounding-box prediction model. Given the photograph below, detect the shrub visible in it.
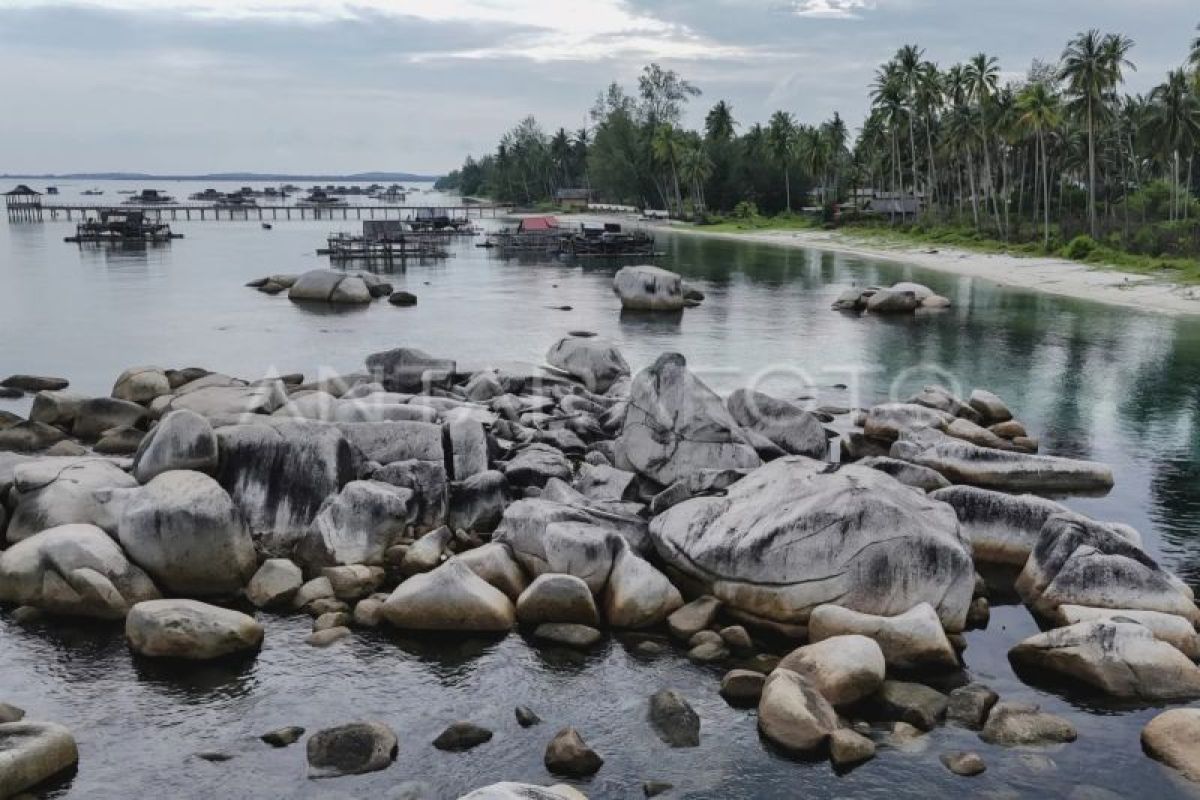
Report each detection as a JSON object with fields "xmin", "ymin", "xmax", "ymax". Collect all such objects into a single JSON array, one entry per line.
[{"xmin": 1063, "ymin": 235, "xmax": 1098, "ymax": 261}]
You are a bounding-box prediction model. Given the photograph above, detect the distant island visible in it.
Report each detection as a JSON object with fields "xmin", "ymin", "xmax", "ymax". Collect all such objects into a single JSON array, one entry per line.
[{"xmin": 0, "ymin": 171, "xmax": 442, "ymax": 182}]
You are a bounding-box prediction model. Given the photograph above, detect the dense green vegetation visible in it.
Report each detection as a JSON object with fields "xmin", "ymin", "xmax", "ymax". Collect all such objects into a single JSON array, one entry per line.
[{"xmin": 437, "ymin": 25, "xmax": 1200, "ymax": 268}]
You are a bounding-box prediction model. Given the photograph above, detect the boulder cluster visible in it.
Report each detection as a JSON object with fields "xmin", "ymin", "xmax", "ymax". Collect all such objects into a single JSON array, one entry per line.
[
  {"xmin": 2, "ymin": 334, "xmax": 1199, "ymax": 793},
  {"xmin": 832, "ymin": 281, "xmax": 951, "ymax": 313},
  {"xmin": 246, "ymin": 269, "xmax": 415, "ymax": 306}
]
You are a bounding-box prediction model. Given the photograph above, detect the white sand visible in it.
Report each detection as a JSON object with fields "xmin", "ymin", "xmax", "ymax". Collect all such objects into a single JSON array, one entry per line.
[{"xmin": 571, "ymin": 213, "xmax": 1200, "ymax": 317}]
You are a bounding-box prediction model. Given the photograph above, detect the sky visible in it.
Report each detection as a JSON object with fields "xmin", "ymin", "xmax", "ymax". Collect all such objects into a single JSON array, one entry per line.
[{"xmin": 1, "ymin": 0, "xmax": 1197, "ymax": 175}]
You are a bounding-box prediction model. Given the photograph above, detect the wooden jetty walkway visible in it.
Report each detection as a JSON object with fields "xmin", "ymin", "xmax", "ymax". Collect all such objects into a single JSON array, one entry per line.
[{"xmin": 8, "ymin": 202, "xmax": 509, "ymax": 223}]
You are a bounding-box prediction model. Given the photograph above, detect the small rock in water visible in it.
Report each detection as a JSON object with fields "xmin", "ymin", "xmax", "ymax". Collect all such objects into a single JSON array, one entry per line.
[
  {"xmin": 648, "ymin": 689, "xmax": 700, "ymax": 748},
  {"xmin": 0, "ymin": 703, "xmax": 26, "ymax": 723},
  {"xmin": 719, "ymin": 669, "xmax": 766, "ymax": 705},
  {"xmin": 687, "ymin": 640, "xmax": 729, "ymax": 664},
  {"xmin": 515, "ymin": 706, "xmax": 541, "ymax": 727},
  {"xmin": 643, "ymin": 781, "xmax": 674, "ymax": 797},
  {"xmin": 979, "ymin": 702, "xmax": 1077, "ymax": 747},
  {"xmin": 196, "ymin": 751, "xmax": 234, "ymax": 762},
  {"xmin": 533, "ymin": 623, "xmax": 603, "ymax": 650},
  {"xmin": 10, "ymin": 607, "xmax": 43, "ymax": 626},
  {"xmin": 544, "ymin": 727, "xmax": 603, "ymax": 777},
  {"xmin": 633, "ymin": 640, "xmax": 667, "ymax": 657},
  {"xmin": 261, "ymin": 726, "xmax": 305, "ymax": 747},
  {"xmin": 432, "ymin": 722, "xmax": 494, "ymax": 751},
  {"xmin": 946, "ymin": 683, "xmax": 999, "ymax": 730},
  {"xmin": 719, "ymin": 625, "xmax": 753, "ymax": 652},
  {"xmin": 305, "ymin": 626, "xmax": 351, "ymax": 647},
  {"xmin": 829, "ymin": 728, "xmax": 876, "ymax": 767},
  {"xmin": 1, "ymin": 374, "xmax": 69, "ymax": 392},
  {"xmin": 0, "ymin": 387, "xmax": 21, "ymax": 399},
  {"xmin": 389, "ymin": 291, "xmax": 418, "ymax": 307},
  {"xmin": 940, "ymin": 750, "xmax": 987, "ymax": 776}
]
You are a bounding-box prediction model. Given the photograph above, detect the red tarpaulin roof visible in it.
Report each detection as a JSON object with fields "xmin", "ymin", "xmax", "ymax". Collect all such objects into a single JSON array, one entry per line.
[{"xmin": 519, "ymin": 216, "xmax": 558, "ymax": 231}]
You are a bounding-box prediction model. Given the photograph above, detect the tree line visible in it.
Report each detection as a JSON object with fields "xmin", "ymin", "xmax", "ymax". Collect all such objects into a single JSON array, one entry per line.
[{"xmin": 437, "ymin": 25, "xmax": 1200, "ymax": 257}]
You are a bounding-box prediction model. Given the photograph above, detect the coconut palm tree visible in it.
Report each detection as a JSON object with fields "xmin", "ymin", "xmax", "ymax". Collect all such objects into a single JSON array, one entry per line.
[
  {"xmin": 1016, "ymin": 82, "xmax": 1063, "ymax": 247},
  {"xmin": 1190, "ymin": 23, "xmax": 1200, "ymax": 70},
  {"xmin": 679, "ymin": 142, "xmax": 714, "ymax": 212},
  {"xmin": 871, "ymin": 63, "xmax": 908, "ymax": 220},
  {"xmin": 705, "ymin": 101, "xmax": 737, "ymax": 142},
  {"xmin": 767, "ymin": 111, "xmax": 798, "ymax": 211},
  {"xmin": 896, "ymin": 44, "xmax": 925, "ymax": 200},
  {"xmin": 915, "ymin": 61, "xmax": 943, "ymax": 209},
  {"xmin": 1147, "ymin": 69, "xmax": 1200, "ymax": 220},
  {"xmin": 1061, "ymin": 30, "xmax": 1135, "ymax": 236},
  {"xmin": 651, "ymin": 124, "xmax": 687, "ymax": 215},
  {"xmin": 966, "ymin": 53, "xmax": 1003, "ymax": 233}
]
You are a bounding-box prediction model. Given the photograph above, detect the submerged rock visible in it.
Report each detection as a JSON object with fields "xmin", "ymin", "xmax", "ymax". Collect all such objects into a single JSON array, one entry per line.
[
  {"xmin": 306, "ymin": 721, "xmax": 398, "ymax": 778},
  {"xmin": 1010, "ymin": 620, "xmax": 1200, "ymax": 700},
  {"xmin": 125, "ymin": 599, "xmax": 263, "ymax": 659},
  {"xmin": 649, "ymin": 457, "xmax": 974, "ymax": 631},
  {"xmin": 648, "ymin": 689, "xmax": 700, "ymax": 748},
  {"xmin": 432, "ymin": 722, "xmax": 493, "ymax": 752},
  {"xmin": 979, "ymin": 702, "xmax": 1077, "ymax": 746},
  {"xmin": 0, "ymin": 523, "xmax": 160, "ymax": 619},
  {"xmin": 870, "ymin": 680, "xmax": 948, "ymax": 731},
  {"xmin": 617, "ymin": 353, "xmax": 760, "ymax": 486}
]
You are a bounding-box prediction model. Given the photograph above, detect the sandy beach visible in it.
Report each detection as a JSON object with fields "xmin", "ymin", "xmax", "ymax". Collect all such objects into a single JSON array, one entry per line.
[{"xmin": 575, "ymin": 214, "xmax": 1200, "ymax": 317}]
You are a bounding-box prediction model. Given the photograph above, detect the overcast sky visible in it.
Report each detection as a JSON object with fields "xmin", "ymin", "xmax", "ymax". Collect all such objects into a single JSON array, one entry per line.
[{"xmin": 2, "ymin": 0, "xmax": 1196, "ymax": 175}]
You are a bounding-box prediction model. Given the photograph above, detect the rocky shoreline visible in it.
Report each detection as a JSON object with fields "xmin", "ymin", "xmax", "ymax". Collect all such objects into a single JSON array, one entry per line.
[{"xmin": 2, "ymin": 330, "xmax": 1200, "ymax": 797}]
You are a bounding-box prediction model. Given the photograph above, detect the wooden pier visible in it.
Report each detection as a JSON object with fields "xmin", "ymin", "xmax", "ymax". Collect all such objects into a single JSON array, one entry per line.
[{"xmin": 9, "ymin": 202, "xmax": 508, "ymax": 223}]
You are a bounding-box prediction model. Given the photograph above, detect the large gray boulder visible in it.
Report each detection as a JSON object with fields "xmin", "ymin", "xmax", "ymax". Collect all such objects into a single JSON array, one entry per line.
[
  {"xmin": 617, "ymin": 353, "xmax": 760, "ymax": 486},
  {"xmin": 545, "ymin": 336, "xmax": 630, "ymax": 393},
  {"xmin": 456, "ymin": 542, "xmax": 528, "ymax": 601},
  {"xmin": 28, "ymin": 390, "xmax": 85, "ymax": 427},
  {"xmin": 1010, "ymin": 620, "xmax": 1200, "ymax": 700},
  {"xmin": 903, "ymin": 435, "xmax": 1114, "ymax": 493},
  {"xmin": 613, "ymin": 265, "xmax": 685, "ymax": 311},
  {"xmin": 112, "ymin": 366, "xmax": 171, "ymax": 403},
  {"xmin": 335, "ymin": 420, "xmax": 443, "ymax": 466},
  {"xmin": 0, "ymin": 721, "xmax": 79, "ymax": 797},
  {"xmin": 215, "ymin": 422, "xmax": 358, "ymax": 556},
  {"xmin": 725, "ymin": 389, "xmax": 826, "ymax": 459},
  {"xmin": 6, "ymin": 458, "xmax": 138, "ymax": 543},
  {"xmin": 777, "ymin": 635, "xmax": 886, "ymax": 706},
  {"xmin": 125, "ymin": 599, "xmax": 263, "ymax": 659},
  {"xmin": 0, "ymin": 523, "xmax": 160, "ymax": 618},
  {"xmin": 132, "ymin": 409, "xmax": 218, "ymax": 483},
  {"xmin": 245, "ymin": 558, "xmax": 304, "ymax": 608},
  {"xmin": 808, "ymin": 603, "xmax": 958, "ymax": 670},
  {"xmin": 374, "ymin": 458, "xmax": 449, "ymax": 530},
  {"xmin": 381, "ymin": 558, "xmax": 515, "ymax": 632},
  {"xmin": 73, "ymin": 397, "xmax": 148, "ymax": 442},
  {"xmin": 933, "ymin": 486, "xmax": 1142, "ymax": 567},
  {"xmin": 516, "ymin": 574, "xmax": 600, "ymax": 626},
  {"xmin": 1059, "ymin": 605, "xmax": 1200, "ymax": 659},
  {"xmin": 446, "ymin": 417, "xmax": 488, "ymax": 480},
  {"xmin": 863, "ymin": 403, "xmax": 953, "ymax": 442},
  {"xmin": 448, "ymin": 470, "xmax": 507, "ymax": 533},
  {"xmin": 603, "ymin": 539, "xmax": 683, "ymax": 628},
  {"xmin": 116, "ymin": 471, "xmax": 257, "ymax": 596},
  {"xmin": 365, "ymin": 347, "xmax": 456, "ymax": 393},
  {"xmin": 502, "ymin": 443, "xmax": 572, "ymax": 489},
  {"xmin": 160, "ymin": 381, "xmax": 288, "ymax": 420},
  {"xmin": 757, "ymin": 669, "xmax": 838, "ymax": 754},
  {"xmin": 857, "ymin": 456, "xmax": 950, "ymax": 491},
  {"xmin": 296, "ymin": 480, "xmax": 414, "ymax": 568},
  {"xmin": 1016, "ymin": 513, "xmax": 1198, "ymax": 625},
  {"xmin": 649, "ymin": 457, "xmax": 975, "ymax": 631},
  {"xmin": 288, "ymin": 270, "xmax": 372, "ymax": 304}
]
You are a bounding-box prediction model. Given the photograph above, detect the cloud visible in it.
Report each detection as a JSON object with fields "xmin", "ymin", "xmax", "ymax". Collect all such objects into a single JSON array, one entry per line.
[
  {"xmin": 6, "ymin": 0, "xmax": 745, "ymax": 61},
  {"xmin": 790, "ymin": 0, "xmax": 876, "ymax": 19}
]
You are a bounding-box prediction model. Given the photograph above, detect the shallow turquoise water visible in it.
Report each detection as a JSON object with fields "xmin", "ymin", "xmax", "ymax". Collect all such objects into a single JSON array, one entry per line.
[{"xmin": 3, "ymin": 181, "xmax": 1200, "ymax": 798}]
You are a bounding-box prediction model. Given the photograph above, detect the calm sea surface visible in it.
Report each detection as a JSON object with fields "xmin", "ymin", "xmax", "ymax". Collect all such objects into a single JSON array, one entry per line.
[{"xmin": 3, "ymin": 180, "xmax": 1200, "ymax": 798}]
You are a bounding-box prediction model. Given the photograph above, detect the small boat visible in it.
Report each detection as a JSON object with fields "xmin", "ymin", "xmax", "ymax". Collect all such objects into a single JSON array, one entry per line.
[
  {"xmin": 45, "ymin": 186, "xmax": 59, "ymax": 195},
  {"xmin": 81, "ymin": 189, "xmax": 104, "ymax": 196},
  {"xmin": 262, "ymin": 223, "xmax": 272, "ymax": 230}
]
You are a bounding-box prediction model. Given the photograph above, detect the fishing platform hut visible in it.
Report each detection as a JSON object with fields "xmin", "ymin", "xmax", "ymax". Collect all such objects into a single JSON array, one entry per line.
[
  {"xmin": 4, "ymin": 185, "xmax": 43, "ymax": 221},
  {"xmin": 318, "ymin": 220, "xmax": 449, "ymax": 263},
  {"xmin": 64, "ymin": 210, "xmax": 182, "ymax": 244},
  {"xmin": 485, "ymin": 216, "xmax": 657, "ymax": 258}
]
